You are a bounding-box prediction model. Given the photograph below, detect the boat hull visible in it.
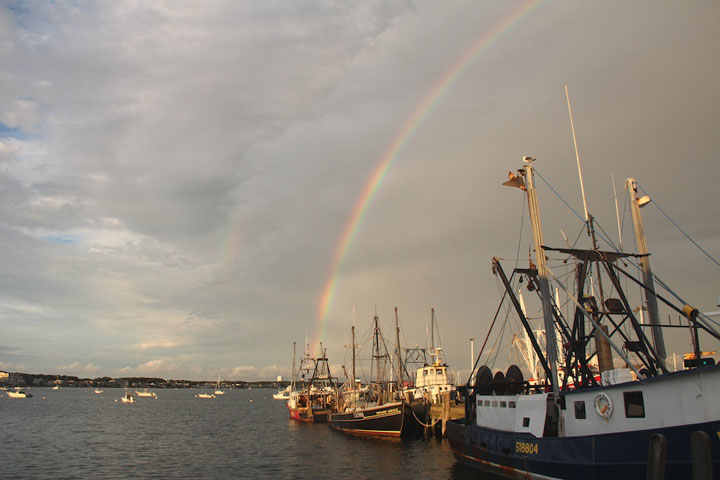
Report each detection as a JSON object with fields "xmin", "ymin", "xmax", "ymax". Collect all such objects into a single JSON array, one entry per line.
[
  {"xmin": 136, "ymin": 392, "xmax": 156, "ymax": 397},
  {"xmin": 287, "ymin": 404, "xmax": 331, "ymax": 423},
  {"xmin": 7, "ymin": 391, "xmax": 32, "ymax": 398},
  {"xmin": 446, "ymin": 419, "xmax": 720, "ymax": 480},
  {"xmin": 329, "ymin": 402, "xmax": 422, "ymax": 437}
]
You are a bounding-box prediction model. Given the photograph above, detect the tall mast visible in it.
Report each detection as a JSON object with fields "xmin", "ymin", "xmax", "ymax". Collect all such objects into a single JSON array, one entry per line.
[
  {"xmin": 350, "ymin": 306, "xmax": 356, "ymax": 390},
  {"xmin": 395, "ymin": 307, "xmax": 402, "ymax": 388},
  {"xmin": 612, "ymin": 173, "xmax": 623, "ymax": 251},
  {"xmin": 565, "ymin": 85, "xmax": 589, "ymax": 227},
  {"xmin": 351, "ymin": 324, "xmax": 356, "ymax": 390},
  {"xmin": 523, "ymin": 158, "xmax": 560, "ymax": 399},
  {"xmin": 373, "ymin": 313, "xmax": 383, "ymax": 404},
  {"xmin": 430, "ymin": 307, "xmax": 435, "ymax": 351},
  {"xmin": 626, "ymin": 178, "xmax": 666, "ymax": 360},
  {"xmin": 291, "ymin": 341, "xmax": 296, "ymax": 392}
]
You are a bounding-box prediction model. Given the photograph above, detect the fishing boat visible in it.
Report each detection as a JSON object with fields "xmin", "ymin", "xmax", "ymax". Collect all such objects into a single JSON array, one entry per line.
[
  {"xmin": 446, "ymin": 157, "xmax": 720, "ymax": 479},
  {"xmin": 120, "ymin": 391, "xmax": 135, "ymax": 403},
  {"xmin": 405, "ymin": 308, "xmax": 456, "ymax": 405},
  {"xmin": 285, "ymin": 341, "xmax": 312, "ymax": 419},
  {"xmin": 408, "ymin": 347, "xmax": 455, "ymax": 403},
  {"xmin": 135, "ymin": 388, "xmax": 157, "ymax": 398},
  {"xmin": 329, "ymin": 310, "xmax": 423, "ymax": 437},
  {"xmin": 196, "ymin": 392, "xmax": 215, "ymax": 399},
  {"xmin": 7, "ymin": 388, "xmax": 33, "ymax": 398},
  {"xmin": 93, "ymin": 388, "xmax": 104, "ymax": 394},
  {"xmin": 273, "ymin": 385, "xmax": 291, "ymax": 400},
  {"xmin": 287, "ymin": 344, "xmax": 338, "ymax": 423}
]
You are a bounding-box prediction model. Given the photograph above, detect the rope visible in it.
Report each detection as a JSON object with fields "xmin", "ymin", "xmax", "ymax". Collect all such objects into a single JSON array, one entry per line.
[{"xmin": 407, "ymin": 403, "xmax": 442, "ymax": 428}]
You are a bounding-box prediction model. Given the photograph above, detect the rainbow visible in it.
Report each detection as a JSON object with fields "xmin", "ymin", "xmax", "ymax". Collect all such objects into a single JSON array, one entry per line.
[{"xmin": 313, "ymin": 0, "xmax": 545, "ymax": 350}]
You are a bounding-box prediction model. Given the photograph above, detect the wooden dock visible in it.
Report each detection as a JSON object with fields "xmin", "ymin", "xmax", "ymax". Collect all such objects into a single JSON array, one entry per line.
[{"xmin": 426, "ymin": 392, "xmax": 465, "ymax": 438}]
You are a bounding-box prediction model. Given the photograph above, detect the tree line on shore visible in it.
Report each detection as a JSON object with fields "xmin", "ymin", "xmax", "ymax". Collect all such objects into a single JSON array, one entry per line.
[{"xmin": 3, "ymin": 373, "xmax": 290, "ymax": 389}]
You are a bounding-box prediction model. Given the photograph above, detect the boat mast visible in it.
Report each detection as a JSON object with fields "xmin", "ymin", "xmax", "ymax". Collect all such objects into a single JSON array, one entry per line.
[
  {"xmin": 395, "ymin": 307, "xmax": 403, "ymax": 389},
  {"xmin": 626, "ymin": 178, "xmax": 667, "ymax": 360},
  {"xmin": 291, "ymin": 341, "xmax": 296, "ymax": 392},
  {"xmin": 373, "ymin": 312, "xmax": 383, "ymax": 404},
  {"xmin": 351, "ymin": 324, "xmax": 356, "ymax": 391},
  {"xmin": 523, "ymin": 158, "xmax": 561, "ymax": 399},
  {"xmin": 430, "ymin": 307, "xmax": 435, "ymax": 351}
]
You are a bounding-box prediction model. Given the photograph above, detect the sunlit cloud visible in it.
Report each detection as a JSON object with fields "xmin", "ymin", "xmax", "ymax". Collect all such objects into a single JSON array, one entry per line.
[
  {"xmin": 133, "ymin": 339, "xmax": 182, "ymax": 350},
  {"xmin": 57, "ymin": 362, "xmax": 101, "ymax": 375}
]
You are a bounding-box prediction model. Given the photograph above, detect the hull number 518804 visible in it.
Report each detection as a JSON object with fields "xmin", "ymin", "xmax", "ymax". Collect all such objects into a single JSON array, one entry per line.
[{"xmin": 516, "ymin": 441, "xmax": 538, "ymax": 455}]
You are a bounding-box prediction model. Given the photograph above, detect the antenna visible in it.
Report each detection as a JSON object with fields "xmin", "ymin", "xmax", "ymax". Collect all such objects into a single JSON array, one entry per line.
[
  {"xmin": 612, "ymin": 172, "xmax": 623, "ymax": 250},
  {"xmin": 565, "ymin": 85, "xmax": 589, "ymax": 224}
]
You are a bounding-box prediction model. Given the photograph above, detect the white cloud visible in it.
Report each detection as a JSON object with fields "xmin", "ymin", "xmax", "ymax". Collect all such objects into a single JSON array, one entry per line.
[{"xmin": 133, "ymin": 339, "xmax": 182, "ymax": 350}]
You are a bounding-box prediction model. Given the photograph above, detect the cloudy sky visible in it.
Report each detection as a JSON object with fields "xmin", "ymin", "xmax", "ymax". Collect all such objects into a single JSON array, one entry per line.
[{"xmin": 0, "ymin": 1, "xmax": 718, "ymax": 381}]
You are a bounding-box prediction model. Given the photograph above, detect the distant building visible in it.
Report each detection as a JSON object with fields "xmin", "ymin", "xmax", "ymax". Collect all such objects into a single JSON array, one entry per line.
[
  {"xmin": 0, "ymin": 371, "xmax": 8, "ymax": 383},
  {"xmin": 6, "ymin": 372, "xmax": 24, "ymax": 385},
  {"xmin": 276, "ymin": 375, "xmax": 283, "ymax": 382}
]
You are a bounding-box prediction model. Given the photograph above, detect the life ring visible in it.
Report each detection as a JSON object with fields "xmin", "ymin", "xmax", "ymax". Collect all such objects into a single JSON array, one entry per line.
[{"xmin": 594, "ymin": 392, "xmax": 613, "ymax": 419}]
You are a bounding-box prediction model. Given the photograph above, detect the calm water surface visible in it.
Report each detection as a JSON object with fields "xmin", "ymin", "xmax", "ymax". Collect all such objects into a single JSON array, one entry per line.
[{"xmin": 1, "ymin": 388, "xmax": 500, "ymax": 479}]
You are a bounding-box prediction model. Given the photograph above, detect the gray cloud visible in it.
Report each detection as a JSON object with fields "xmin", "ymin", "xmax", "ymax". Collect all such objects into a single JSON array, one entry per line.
[{"xmin": 0, "ymin": 1, "xmax": 718, "ymax": 380}]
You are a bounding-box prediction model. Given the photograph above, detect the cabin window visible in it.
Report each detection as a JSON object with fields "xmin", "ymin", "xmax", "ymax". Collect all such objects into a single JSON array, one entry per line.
[
  {"xmin": 484, "ymin": 400, "xmax": 491, "ymax": 407},
  {"xmin": 499, "ymin": 401, "xmax": 507, "ymax": 408},
  {"xmin": 423, "ymin": 369, "xmax": 428, "ymax": 376},
  {"xmin": 624, "ymin": 391, "xmax": 645, "ymax": 418},
  {"xmin": 522, "ymin": 417, "xmax": 530, "ymax": 427},
  {"xmin": 508, "ymin": 401, "xmax": 516, "ymax": 408},
  {"xmin": 574, "ymin": 400, "xmax": 586, "ymax": 419},
  {"xmin": 491, "ymin": 401, "xmax": 498, "ymax": 407},
  {"xmin": 436, "ymin": 369, "xmax": 443, "ymax": 374}
]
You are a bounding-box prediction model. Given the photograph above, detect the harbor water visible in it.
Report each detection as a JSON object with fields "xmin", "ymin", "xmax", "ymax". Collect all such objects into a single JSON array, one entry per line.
[{"xmin": 0, "ymin": 388, "xmax": 499, "ymax": 479}]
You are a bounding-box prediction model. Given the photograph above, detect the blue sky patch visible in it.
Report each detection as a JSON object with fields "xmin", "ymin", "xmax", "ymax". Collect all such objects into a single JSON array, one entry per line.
[
  {"xmin": 43, "ymin": 234, "xmax": 80, "ymax": 244},
  {"xmin": 0, "ymin": 123, "xmax": 28, "ymax": 140}
]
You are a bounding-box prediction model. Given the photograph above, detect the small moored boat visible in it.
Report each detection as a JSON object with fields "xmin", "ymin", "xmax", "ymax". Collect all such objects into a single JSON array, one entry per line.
[
  {"xmin": 135, "ymin": 389, "xmax": 157, "ymax": 398},
  {"xmin": 7, "ymin": 389, "xmax": 33, "ymax": 399}
]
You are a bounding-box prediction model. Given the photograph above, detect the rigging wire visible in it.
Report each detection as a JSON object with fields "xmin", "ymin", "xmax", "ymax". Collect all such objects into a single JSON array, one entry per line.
[
  {"xmin": 469, "ymin": 278, "xmax": 510, "ymax": 384},
  {"xmin": 637, "ymin": 183, "xmax": 720, "ymax": 269},
  {"xmin": 534, "ymin": 169, "xmax": 586, "ymax": 224},
  {"xmin": 535, "ymin": 169, "xmax": 620, "ymax": 252}
]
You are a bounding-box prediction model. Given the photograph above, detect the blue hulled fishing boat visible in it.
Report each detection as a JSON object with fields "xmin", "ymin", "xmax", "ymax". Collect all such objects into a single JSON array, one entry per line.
[{"xmin": 447, "ymin": 157, "xmax": 720, "ymax": 479}]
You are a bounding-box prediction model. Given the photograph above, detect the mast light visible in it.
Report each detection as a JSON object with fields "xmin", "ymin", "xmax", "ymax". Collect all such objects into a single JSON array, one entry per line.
[{"xmin": 637, "ymin": 195, "xmax": 651, "ymax": 208}]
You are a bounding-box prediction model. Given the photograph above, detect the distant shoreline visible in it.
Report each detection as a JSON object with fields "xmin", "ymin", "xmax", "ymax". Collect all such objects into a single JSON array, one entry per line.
[{"xmin": 0, "ymin": 372, "xmax": 291, "ymax": 389}]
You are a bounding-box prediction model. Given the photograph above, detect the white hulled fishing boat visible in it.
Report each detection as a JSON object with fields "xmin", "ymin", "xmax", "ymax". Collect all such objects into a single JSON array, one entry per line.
[
  {"xmin": 7, "ymin": 388, "xmax": 33, "ymax": 398},
  {"xmin": 135, "ymin": 389, "xmax": 157, "ymax": 398}
]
